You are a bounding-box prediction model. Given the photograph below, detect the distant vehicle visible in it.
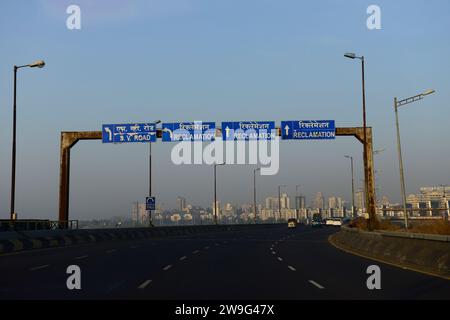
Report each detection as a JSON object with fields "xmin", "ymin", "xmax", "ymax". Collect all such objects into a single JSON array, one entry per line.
[
  {"xmin": 311, "ymin": 217, "xmax": 323, "ymax": 228},
  {"xmin": 325, "ymin": 218, "xmax": 342, "ymax": 226},
  {"xmin": 311, "ymin": 220, "xmax": 322, "ymax": 227},
  {"xmin": 287, "ymin": 218, "xmax": 297, "ymax": 228}
]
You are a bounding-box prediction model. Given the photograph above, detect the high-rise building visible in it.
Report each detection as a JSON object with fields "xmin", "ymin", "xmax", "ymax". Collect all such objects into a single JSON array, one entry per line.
[
  {"xmin": 280, "ymin": 193, "xmax": 290, "ymax": 209},
  {"xmin": 131, "ymin": 202, "xmax": 148, "ymax": 223},
  {"xmin": 295, "ymin": 195, "xmax": 306, "ymax": 210},
  {"xmin": 328, "ymin": 196, "xmax": 337, "ymax": 209},
  {"xmin": 356, "ymin": 189, "xmax": 364, "ymax": 211},
  {"xmin": 265, "ymin": 197, "xmax": 279, "ymax": 210},
  {"xmin": 314, "ymin": 192, "xmax": 324, "ymax": 209},
  {"xmin": 177, "ymin": 196, "xmax": 187, "ymax": 212}
]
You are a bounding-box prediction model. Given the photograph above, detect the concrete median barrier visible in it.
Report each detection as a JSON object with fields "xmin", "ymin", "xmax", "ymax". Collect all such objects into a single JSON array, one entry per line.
[
  {"xmin": 329, "ymin": 226, "xmax": 450, "ymax": 279},
  {"xmin": 0, "ymin": 224, "xmax": 278, "ymax": 255}
]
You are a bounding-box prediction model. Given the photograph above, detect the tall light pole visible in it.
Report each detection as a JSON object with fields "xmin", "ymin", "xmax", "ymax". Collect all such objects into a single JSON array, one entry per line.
[
  {"xmin": 10, "ymin": 60, "xmax": 46, "ymax": 220},
  {"xmin": 344, "ymin": 155, "xmax": 355, "ymax": 218},
  {"xmin": 278, "ymin": 185, "xmax": 287, "ymax": 223},
  {"xmin": 253, "ymin": 168, "xmax": 261, "ymax": 224},
  {"xmin": 344, "ymin": 52, "xmax": 372, "ymax": 228},
  {"xmin": 214, "ymin": 162, "xmax": 225, "ymax": 225},
  {"xmin": 148, "ymin": 120, "xmax": 161, "ymax": 227},
  {"xmin": 394, "ymin": 89, "xmax": 435, "ymax": 229}
]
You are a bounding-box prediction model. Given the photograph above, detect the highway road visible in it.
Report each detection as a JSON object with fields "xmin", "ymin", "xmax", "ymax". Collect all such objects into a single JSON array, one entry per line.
[{"xmin": 0, "ymin": 225, "xmax": 449, "ymax": 300}]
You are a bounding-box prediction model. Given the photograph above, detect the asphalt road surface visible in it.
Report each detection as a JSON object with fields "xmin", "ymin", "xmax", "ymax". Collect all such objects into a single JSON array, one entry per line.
[{"xmin": 0, "ymin": 225, "xmax": 449, "ymax": 300}]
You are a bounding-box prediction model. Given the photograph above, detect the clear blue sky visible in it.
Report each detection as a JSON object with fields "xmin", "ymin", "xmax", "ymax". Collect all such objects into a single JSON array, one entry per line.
[{"xmin": 0, "ymin": 0, "xmax": 449, "ymax": 219}]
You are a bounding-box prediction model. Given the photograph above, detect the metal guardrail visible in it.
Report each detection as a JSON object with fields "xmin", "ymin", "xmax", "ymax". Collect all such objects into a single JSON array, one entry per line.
[{"xmin": 0, "ymin": 219, "xmax": 79, "ymax": 232}]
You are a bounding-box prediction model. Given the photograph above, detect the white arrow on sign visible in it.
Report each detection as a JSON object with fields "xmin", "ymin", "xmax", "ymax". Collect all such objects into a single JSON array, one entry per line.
[
  {"xmin": 163, "ymin": 128, "xmax": 173, "ymax": 139},
  {"xmin": 225, "ymin": 126, "xmax": 231, "ymax": 138},
  {"xmin": 284, "ymin": 125, "xmax": 290, "ymax": 136},
  {"xmin": 104, "ymin": 127, "xmax": 112, "ymax": 141}
]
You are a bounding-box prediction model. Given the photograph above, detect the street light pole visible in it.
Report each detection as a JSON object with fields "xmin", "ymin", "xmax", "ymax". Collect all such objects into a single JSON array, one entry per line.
[
  {"xmin": 394, "ymin": 89, "xmax": 435, "ymax": 230},
  {"xmin": 344, "ymin": 52, "xmax": 374, "ymax": 229},
  {"xmin": 253, "ymin": 168, "xmax": 260, "ymax": 224},
  {"xmin": 394, "ymin": 97, "xmax": 408, "ymax": 229},
  {"xmin": 345, "ymin": 155, "xmax": 355, "ymax": 218},
  {"xmin": 148, "ymin": 120, "xmax": 161, "ymax": 227},
  {"xmin": 10, "ymin": 60, "xmax": 45, "ymax": 220}
]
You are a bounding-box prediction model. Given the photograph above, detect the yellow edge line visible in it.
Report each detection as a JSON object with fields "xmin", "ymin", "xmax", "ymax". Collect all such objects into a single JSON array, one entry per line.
[{"xmin": 328, "ymin": 234, "xmax": 450, "ymax": 282}]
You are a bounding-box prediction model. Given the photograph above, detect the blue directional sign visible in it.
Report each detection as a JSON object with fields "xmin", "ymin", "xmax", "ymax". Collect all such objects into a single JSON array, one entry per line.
[
  {"xmin": 162, "ymin": 122, "xmax": 216, "ymax": 142},
  {"xmin": 221, "ymin": 121, "xmax": 276, "ymax": 140},
  {"xmin": 146, "ymin": 197, "xmax": 156, "ymax": 211},
  {"xmin": 281, "ymin": 120, "xmax": 335, "ymax": 140},
  {"xmin": 102, "ymin": 123, "xmax": 157, "ymax": 143}
]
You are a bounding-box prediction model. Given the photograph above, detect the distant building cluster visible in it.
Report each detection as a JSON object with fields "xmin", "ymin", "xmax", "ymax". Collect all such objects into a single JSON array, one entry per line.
[
  {"xmin": 382, "ymin": 186, "xmax": 450, "ymax": 218},
  {"xmin": 127, "ymin": 185, "xmax": 449, "ymax": 226}
]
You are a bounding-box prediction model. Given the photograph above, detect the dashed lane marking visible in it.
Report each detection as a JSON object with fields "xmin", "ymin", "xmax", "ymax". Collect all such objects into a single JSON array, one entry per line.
[
  {"xmin": 138, "ymin": 280, "xmax": 152, "ymax": 289},
  {"xmin": 309, "ymin": 280, "xmax": 325, "ymax": 289},
  {"xmin": 30, "ymin": 264, "xmax": 50, "ymax": 271}
]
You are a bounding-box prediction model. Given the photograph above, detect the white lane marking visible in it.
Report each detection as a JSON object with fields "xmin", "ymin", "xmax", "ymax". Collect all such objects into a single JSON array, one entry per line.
[
  {"xmin": 179, "ymin": 256, "xmax": 187, "ymax": 261},
  {"xmin": 193, "ymin": 250, "xmax": 200, "ymax": 254},
  {"xmin": 163, "ymin": 264, "xmax": 172, "ymax": 271},
  {"xmin": 271, "ymin": 251, "xmax": 276, "ymax": 255},
  {"xmin": 130, "ymin": 246, "xmax": 139, "ymax": 249},
  {"xmin": 75, "ymin": 255, "xmax": 88, "ymax": 260},
  {"xmin": 138, "ymin": 280, "xmax": 152, "ymax": 289},
  {"xmin": 30, "ymin": 264, "xmax": 49, "ymax": 271},
  {"xmin": 277, "ymin": 257, "xmax": 283, "ymax": 261},
  {"xmin": 106, "ymin": 249, "xmax": 116, "ymax": 253},
  {"xmin": 205, "ymin": 246, "xmax": 210, "ymax": 249},
  {"xmin": 309, "ymin": 280, "xmax": 325, "ymax": 289},
  {"xmin": 215, "ymin": 243, "xmax": 220, "ymax": 246},
  {"xmin": 288, "ymin": 266, "xmax": 296, "ymax": 271}
]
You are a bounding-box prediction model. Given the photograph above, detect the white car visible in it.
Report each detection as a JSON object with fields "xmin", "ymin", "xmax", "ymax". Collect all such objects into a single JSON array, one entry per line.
[{"xmin": 325, "ymin": 218, "xmax": 342, "ymax": 226}]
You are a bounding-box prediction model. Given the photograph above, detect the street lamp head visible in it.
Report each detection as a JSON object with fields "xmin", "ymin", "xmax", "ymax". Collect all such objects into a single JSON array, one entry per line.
[
  {"xmin": 422, "ymin": 89, "xmax": 435, "ymax": 96},
  {"xmin": 344, "ymin": 155, "xmax": 351, "ymax": 159},
  {"xmin": 29, "ymin": 60, "xmax": 45, "ymax": 68},
  {"xmin": 344, "ymin": 53, "xmax": 356, "ymax": 59},
  {"xmin": 154, "ymin": 120, "xmax": 162, "ymax": 124}
]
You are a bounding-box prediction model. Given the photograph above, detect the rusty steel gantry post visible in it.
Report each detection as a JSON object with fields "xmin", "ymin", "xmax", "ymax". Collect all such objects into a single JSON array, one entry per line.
[{"xmin": 58, "ymin": 127, "xmax": 376, "ymax": 229}]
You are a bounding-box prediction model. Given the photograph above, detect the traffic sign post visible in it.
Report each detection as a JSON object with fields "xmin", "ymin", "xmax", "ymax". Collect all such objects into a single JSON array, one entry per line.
[
  {"xmin": 281, "ymin": 120, "xmax": 335, "ymax": 140},
  {"xmin": 102, "ymin": 123, "xmax": 157, "ymax": 143},
  {"xmin": 162, "ymin": 122, "xmax": 216, "ymax": 142},
  {"xmin": 221, "ymin": 121, "xmax": 276, "ymax": 140},
  {"xmin": 146, "ymin": 197, "xmax": 156, "ymax": 211}
]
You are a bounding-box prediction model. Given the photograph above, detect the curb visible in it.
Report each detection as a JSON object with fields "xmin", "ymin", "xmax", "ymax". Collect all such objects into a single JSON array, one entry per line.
[{"xmin": 329, "ymin": 231, "xmax": 450, "ymax": 281}]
